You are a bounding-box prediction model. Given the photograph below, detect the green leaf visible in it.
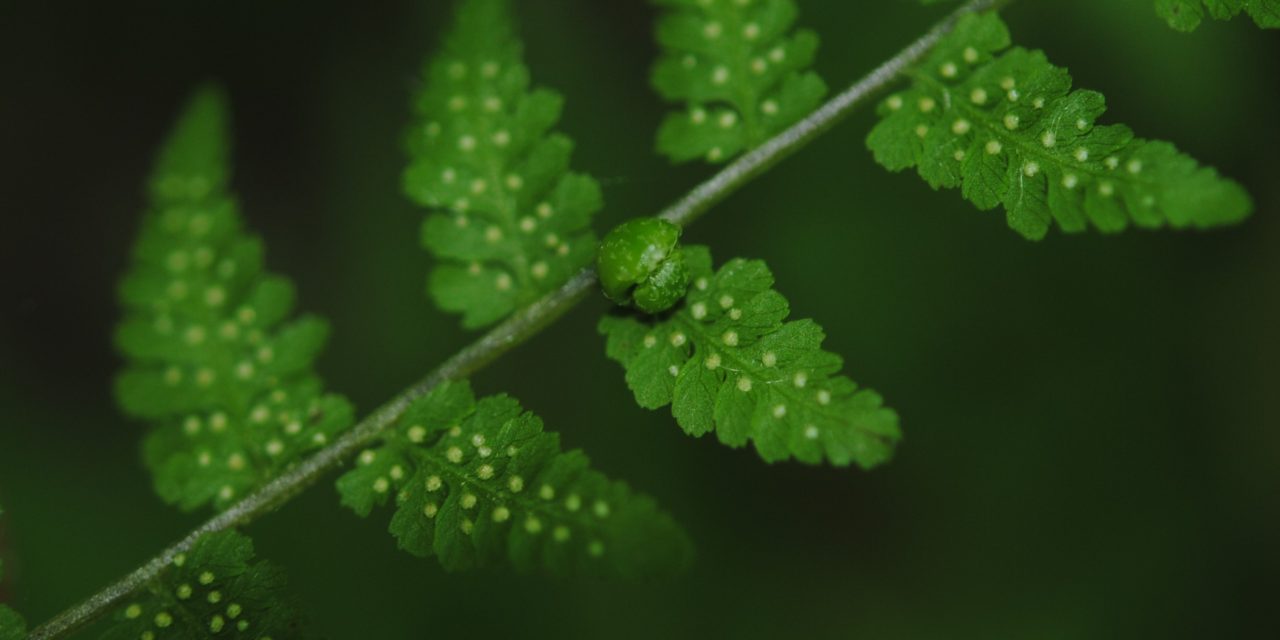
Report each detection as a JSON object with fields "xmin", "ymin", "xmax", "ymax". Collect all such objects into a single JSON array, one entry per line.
[
  {"xmin": 116, "ymin": 86, "xmax": 355, "ymax": 512},
  {"xmin": 336, "ymin": 381, "xmax": 693, "ymax": 580},
  {"xmin": 599, "ymin": 246, "xmax": 900, "ymax": 468},
  {"xmin": 403, "ymin": 0, "xmax": 603, "ymax": 329},
  {"xmin": 651, "ymin": 0, "xmax": 827, "ymax": 163},
  {"xmin": 867, "ymin": 13, "xmax": 1252, "ymax": 240},
  {"xmin": 1155, "ymin": 0, "xmax": 1280, "ymax": 30},
  {"xmin": 101, "ymin": 531, "xmax": 304, "ymax": 640}
]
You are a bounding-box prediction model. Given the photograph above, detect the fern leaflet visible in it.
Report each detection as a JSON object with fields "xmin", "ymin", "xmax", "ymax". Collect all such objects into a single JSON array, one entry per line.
[
  {"xmin": 115, "ymin": 87, "xmax": 354, "ymax": 511},
  {"xmin": 650, "ymin": 0, "xmax": 828, "ymax": 163},
  {"xmin": 599, "ymin": 246, "xmax": 900, "ymax": 468},
  {"xmin": 336, "ymin": 380, "xmax": 692, "ymax": 580},
  {"xmin": 867, "ymin": 14, "xmax": 1252, "ymax": 240},
  {"xmin": 403, "ymin": 0, "xmax": 603, "ymax": 329},
  {"xmin": 1156, "ymin": 0, "xmax": 1280, "ymax": 30},
  {"xmin": 101, "ymin": 531, "xmax": 303, "ymax": 640}
]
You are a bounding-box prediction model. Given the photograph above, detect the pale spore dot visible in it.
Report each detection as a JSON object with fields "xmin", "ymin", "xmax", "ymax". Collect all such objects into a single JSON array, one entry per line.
[
  {"xmin": 1074, "ymin": 147, "xmax": 1089, "ymax": 162},
  {"xmin": 553, "ymin": 525, "xmax": 571, "ymax": 542},
  {"xmin": 769, "ymin": 46, "xmax": 786, "ymax": 63},
  {"xmin": 712, "ymin": 66, "xmax": 729, "ymax": 85},
  {"xmin": 458, "ymin": 135, "xmax": 476, "ymax": 151},
  {"xmin": 1003, "ymin": 114, "xmax": 1020, "ymax": 130},
  {"xmin": 1098, "ymin": 182, "xmax": 1115, "ymax": 197},
  {"xmin": 154, "ymin": 612, "xmax": 173, "ymax": 628},
  {"xmin": 737, "ymin": 376, "xmax": 753, "ymax": 392},
  {"xmin": 887, "ymin": 95, "xmax": 904, "ymax": 111},
  {"xmin": 793, "ymin": 371, "xmax": 808, "ymax": 388},
  {"xmin": 389, "ymin": 465, "xmax": 405, "ymax": 481},
  {"xmin": 722, "ymin": 330, "xmax": 739, "ymax": 346},
  {"xmin": 525, "ymin": 517, "xmax": 543, "ymax": 533},
  {"xmin": 565, "ymin": 494, "xmax": 582, "ymax": 511},
  {"xmin": 477, "ymin": 464, "xmax": 494, "ymax": 480},
  {"xmin": 940, "ymin": 62, "xmax": 958, "ymax": 78},
  {"xmin": 1001, "ymin": 76, "xmax": 1016, "ymax": 90},
  {"xmin": 670, "ymin": 332, "xmax": 687, "ymax": 347},
  {"xmin": 426, "ymin": 475, "xmax": 443, "ymax": 492},
  {"xmin": 691, "ymin": 302, "xmax": 708, "ymax": 319},
  {"xmin": 373, "ymin": 477, "xmax": 389, "ymax": 494},
  {"xmin": 407, "ymin": 425, "xmax": 427, "ymax": 443},
  {"xmin": 1041, "ymin": 131, "xmax": 1056, "ymax": 148},
  {"xmin": 690, "ymin": 108, "xmax": 706, "ymax": 124},
  {"xmin": 761, "ymin": 351, "xmax": 777, "ymax": 367},
  {"xmin": 718, "ymin": 294, "xmax": 734, "ymax": 309},
  {"xmin": 492, "ymin": 506, "xmax": 510, "ymax": 522},
  {"xmin": 495, "ymin": 273, "xmax": 512, "ymax": 291},
  {"xmin": 761, "ymin": 100, "xmax": 779, "ymax": 116},
  {"xmin": 461, "ymin": 493, "xmax": 477, "ymax": 509},
  {"xmin": 199, "ymin": 571, "xmax": 216, "ymax": 586},
  {"xmin": 460, "ymin": 518, "xmax": 474, "ymax": 534},
  {"xmin": 953, "ymin": 150, "xmax": 966, "ymax": 161},
  {"xmin": 539, "ymin": 484, "xmax": 555, "ymax": 500},
  {"xmin": 446, "ymin": 446, "xmax": 463, "ymax": 463},
  {"xmin": 743, "ymin": 22, "xmax": 760, "ymax": 39},
  {"xmin": 508, "ymin": 475, "xmax": 524, "ymax": 493},
  {"xmin": 985, "ymin": 140, "xmax": 1003, "ymax": 155},
  {"xmin": 729, "ymin": 308, "xmax": 742, "ymax": 320},
  {"xmin": 704, "ymin": 353, "xmax": 722, "ymax": 370},
  {"xmin": 126, "ymin": 604, "xmax": 143, "ymax": 619},
  {"xmin": 643, "ymin": 334, "xmax": 657, "ymax": 348},
  {"xmin": 772, "ymin": 404, "xmax": 787, "ymax": 418},
  {"xmin": 1062, "ymin": 174, "xmax": 1079, "ymax": 189},
  {"xmin": 207, "ymin": 591, "xmax": 222, "ymax": 604},
  {"xmin": 1127, "ymin": 159, "xmax": 1143, "ymax": 174},
  {"xmin": 718, "ymin": 111, "xmax": 738, "ymax": 128},
  {"xmin": 1105, "ymin": 156, "xmax": 1120, "ymax": 170},
  {"xmin": 226, "ymin": 603, "xmax": 242, "ymax": 619},
  {"xmin": 176, "ymin": 584, "xmax": 193, "ymax": 600},
  {"xmin": 751, "ymin": 58, "xmax": 767, "ymax": 74},
  {"xmin": 669, "ymin": 365, "xmax": 679, "ymax": 377},
  {"xmin": 695, "ymin": 277, "xmax": 709, "ymax": 291},
  {"xmin": 531, "ymin": 262, "xmax": 548, "ymax": 280},
  {"xmin": 588, "ymin": 540, "xmax": 605, "ymax": 557},
  {"xmin": 359, "ymin": 450, "xmax": 376, "ymax": 465},
  {"xmin": 492, "ymin": 130, "xmax": 511, "ymax": 147},
  {"xmin": 1023, "ymin": 162, "xmax": 1040, "ymax": 177},
  {"xmin": 707, "ymin": 147, "xmax": 724, "ymax": 162},
  {"xmin": 804, "ymin": 425, "xmax": 820, "ymax": 440},
  {"xmin": 423, "ymin": 502, "xmax": 438, "ymax": 518},
  {"xmin": 970, "ymin": 88, "xmax": 988, "ymax": 105},
  {"xmin": 952, "ymin": 119, "xmax": 971, "ymax": 135},
  {"xmin": 915, "ymin": 124, "xmax": 929, "ymax": 139},
  {"xmin": 703, "ymin": 21, "xmax": 722, "ymax": 38},
  {"xmin": 918, "ymin": 97, "xmax": 936, "ymax": 113},
  {"xmin": 963, "ymin": 46, "xmax": 979, "ymax": 63}
]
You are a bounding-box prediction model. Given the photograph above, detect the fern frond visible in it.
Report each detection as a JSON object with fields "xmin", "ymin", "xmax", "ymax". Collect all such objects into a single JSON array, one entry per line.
[
  {"xmin": 1156, "ymin": 0, "xmax": 1280, "ymax": 30},
  {"xmin": 101, "ymin": 531, "xmax": 303, "ymax": 640},
  {"xmin": 115, "ymin": 87, "xmax": 354, "ymax": 511},
  {"xmin": 651, "ymin": 0, "xmax": 827, "ymax": 163},
  {"xmin": 599, "ymin": 246, "xmax": 900, "ymax": 468},
  {"xmin": 403, "ymin": 0, "xmax": 603, "ymax": 329},
  {"xmin": 867, "ymin": 13, "xmax": 1252, "ymax": 240},
  {"xmin": 336, "ymin": 380, "xmax": 693, "ymax": 580}
]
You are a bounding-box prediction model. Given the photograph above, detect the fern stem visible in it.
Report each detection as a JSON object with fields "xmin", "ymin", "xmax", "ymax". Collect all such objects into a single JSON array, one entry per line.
[{"xmin": 27, "ymin": 1, "xmax": 1003, "ymax": 637}]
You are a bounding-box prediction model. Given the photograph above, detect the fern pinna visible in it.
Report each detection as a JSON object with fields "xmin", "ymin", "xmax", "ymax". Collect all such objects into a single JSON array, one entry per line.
[
  {"xmin": 404, "ymin": 0, "xmax": 603, "ymax": 328},
  {"xmin": 867, "ymin": 13, "xmax": 1251, "ymax": 240},
  {"xmin": 336, "ymin": 381, "xmax": 691, "ymax": 579},
  {"xmin": 101, "ymin": 532, "xmax": 303, "ymax": 640},
  {"xmin": 0, "ymin": 507, "xmax": 23, "ymax": 640},
  {"xmin": 114, "ymin": 88, "xmax": 354, "ymax": 512},
  {"xmin": 600, "ymin": 246, "xmax": 899, "ymax": 468},
  {"xmin": 651, "ymin": 0, "xmax": 827, "ymax": 163}
]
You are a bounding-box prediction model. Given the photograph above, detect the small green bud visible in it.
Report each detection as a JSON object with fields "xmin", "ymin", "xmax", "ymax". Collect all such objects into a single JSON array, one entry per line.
[{"xmin": 597, "ymin": 218, "xmax": 690, "ymax": 313}]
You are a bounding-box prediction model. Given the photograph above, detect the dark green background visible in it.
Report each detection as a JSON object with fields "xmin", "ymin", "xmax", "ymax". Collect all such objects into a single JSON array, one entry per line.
[{"xmin": 2, "ymin": 1, "xmax": 1277, "ymax": 637}]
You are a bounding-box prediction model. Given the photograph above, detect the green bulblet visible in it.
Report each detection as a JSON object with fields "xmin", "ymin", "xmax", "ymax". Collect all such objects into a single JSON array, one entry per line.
[{"xmin": 597, "ymin": 218, "xmax": 690, "ymax": 313}]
